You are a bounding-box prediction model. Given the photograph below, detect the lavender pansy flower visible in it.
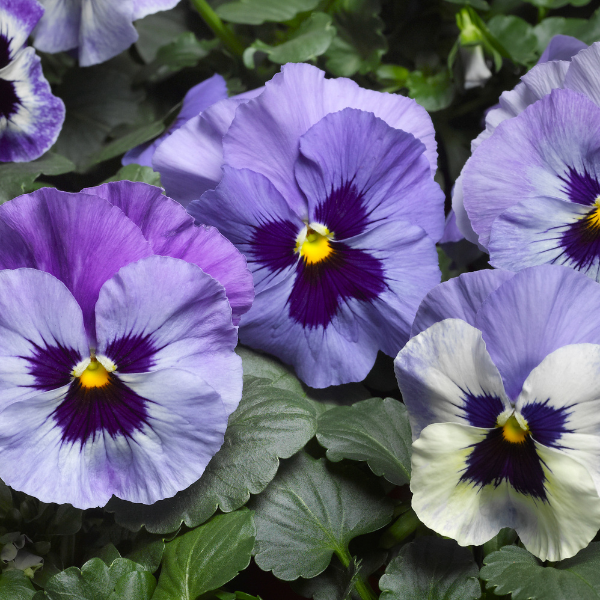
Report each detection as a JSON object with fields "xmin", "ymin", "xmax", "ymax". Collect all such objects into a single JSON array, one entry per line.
[
  {"xmin": 396, "ymin": 265, "xmax": 600, "ymax": 561},
  {"xmin": 32, "ymin": 0, "xmax": 181, "ymax": 67},
  {"xmin": 187, "ymin": 63, "xmax": 445, "ymax": 388},
  {"xmin": 123, "ymin": 74, "xmax": 229, "ymax": 168},
  {"xmin": 0, "ymin": 0, "xmax": 65, "ymax": 162},
  {"xmin": 0, "ymin": 182, "xmax": 253, "ymax": 509},
  {"xmin": 453, "ymin": 35, "xmax": 589, "ymax": 245}
]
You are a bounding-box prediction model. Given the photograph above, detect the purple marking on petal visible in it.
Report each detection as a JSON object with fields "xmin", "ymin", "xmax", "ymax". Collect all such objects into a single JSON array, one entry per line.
[
  {"xmin": 54, "ymin": 375, "xmax": 149, "ymax": 445},
  {"xmin": 0, "ymin": 34, "xmax": 10, "ymax": 69},
  {"xmin": 460, "ymin": 428, "xmax": 547, "ymax": 500},
  {"xmin": 559, "ymin": 166, "xmax": 600, "ymax": 206},
  {"xmin": 22, "ymin": 342, "xmax": 82, "ymax": 392},
  {"xmin": 556, "ymin": 212, "xmax": 600, "ymax": 271},
  {"xmin": 104, "ymin": 334, "xmax": 157, "ymax": 374},
  {"xmin": 461, "ymin": 391, "xmax": 504, "ymax": 429},
  {"xmin": 250, "ymin": 218, "xmax": 298, "ymax": 273},
  {"xmin": 522, "ymin": 400, "xmax": 573, "ymax": 449},
  {"xmin": 0, "ymin": 78, "xmax": 20, "ymax": 119},
  {"xmin": 289, "ymin": 242, "xmax": 385, "ymax": 329},
  {"xmin": 313, "ymin": 180, "xmax": 369, "ymax": 239}
]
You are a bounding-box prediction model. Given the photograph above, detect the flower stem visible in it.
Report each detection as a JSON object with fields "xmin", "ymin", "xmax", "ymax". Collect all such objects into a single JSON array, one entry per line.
[
  {"xmin": 336, "ymin": 548, "xmax": 378, "ymax": 600},
  {"xmin": 379, "ymin": 507, "xmax": 420, "ymax": 549},
  {"xmin": 189, "ymin": 0, "xmax": 245, "ymax": 56}
]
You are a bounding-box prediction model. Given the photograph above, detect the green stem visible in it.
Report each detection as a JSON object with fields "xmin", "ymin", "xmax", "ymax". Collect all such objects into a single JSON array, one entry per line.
[
  {"xmin": 189, "ymin": 0, "xmax": 245, "ymax": 56},
  {"xmin": 537, "ymin": 7, "xmax": 548, "ymax": 22},
  {"xmin": 336, "ymin": 548, "xmax": 378, "ymax": 600},
  {"xmin": 379, "ymin": 508, "xmax": 420, "ymax": 549}
]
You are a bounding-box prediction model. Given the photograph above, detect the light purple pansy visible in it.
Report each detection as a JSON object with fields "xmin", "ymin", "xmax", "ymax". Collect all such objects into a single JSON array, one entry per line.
[
  {"xmin": 452, "ymin": 35, "xmax": 589, "ymax": 246},
  {"xmin": 32, "ymin": 0, "xmax": 181, "ymax": 67},
  {"xmin": 396, "ymin": 265, "xmax": 600, "ymax": 561},
  {"xmin": 123, "ymin": 74, "xmax": 229, "ymax": 168},
  {"xmin": 185, "ymin": 63, "xmax": 445, "ymax": 388},
  {"xmin": 0, "ymin": 0, "xmax": 65, "ymax": 162},
  {"xmin": 0, "ymin": 182, "xmax": 253, "ymax": 508}
]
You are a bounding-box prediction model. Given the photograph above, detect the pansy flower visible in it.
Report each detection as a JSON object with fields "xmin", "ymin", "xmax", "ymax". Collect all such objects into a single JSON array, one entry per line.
[
  {"xmin": 0, "ymin": 182, "xmax": 253, "ymax": 509},
  {"xmin": 452, "ymin": 35, "xmax": 589, "ymax": 245},
  {"xmin": 186, "ymin": 63, "xmax": 445, "ymax": 388},
  {"xmin": 395, "ymin": 265, "xmax": 600, "ymax": 561},
  {"xmin": 0, "ymin": 0, "xmax": 64, "ymax": 162},
  {"xmin": 32, "ymin": 0, "xmax": 181, "ymax": 66}
]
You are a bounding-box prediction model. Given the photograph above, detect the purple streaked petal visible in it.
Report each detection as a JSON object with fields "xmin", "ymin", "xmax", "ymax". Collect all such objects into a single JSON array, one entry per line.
[
  {"xmin": 564, "ymin": 42, "xmax": 600, "ymax": 107},
  {"xmin": 131, "ymin": 0, "xmax": 181, "ymax": 20},
  {"xmin": 0, "ymin": 268, "xmax": 87, "ymax": 408},
  {"xmin": 463, "ymin": 89, "xmax": 600, "ymax": 248},
  {"xmin": 223, "ymin": 63, "xmax": 437, "ymax": 216},
  {"xmin": 0, "ymin": 47, "xmax": 65, "ymax": 162},
  {"xmin": 411, "ymin": 269, "xmax": 515, "ymax": 338},
  {"xmin": 122, "ymin": 74, "xmax": 228, "ymax": 168},
  {"xmin": 153, "ymin": 89, "xmax": 264, "ymax": 206},
  {"xmin": 475, "ymin": 265, "xmax": 600, "ymax": 400},
  {"xmin": 33, "ymin": 0, "xmax": 81, "ymax": 55},
  {"xmin": 95, "ymin": 256, "xmax": 242, "ymax": 415},
  {"xmin": 395, "ymin": 318, "xmax": 510, "ymax": 440},
  {"xmin": 439, "ymin": 210, "xmax": 463, "ymax": 244},
  {"xmin": 488, "ymin": 196, "xmax": 600, "ymax": 279},
  {"xmin": 0, "ymin": 189, "xmax": 153, "ymax": 340},
  {"xmin": 538, "ymin": 34, "xmax": 587, "ymax": 64},
  {"xmin": 295, "ymin": 108, "xmax": 444, "ymax": 241},
  {"xmin": 0, "ymin": 0, "xmax": 44, "ymax": 65},
  {"xmin": 451, "ymin": 173, "xmax": 482, "ymax": 246},
  {"xmin": 190, "ymin": 167, "xmax": 304, "ymax": 290},
  {"xmin": 85, "ymin": 181, "xmax": 254, "ymax": 324},
  {"xmin": 520, "ymin": 60, "xmax": 569, "ymax": 100}
]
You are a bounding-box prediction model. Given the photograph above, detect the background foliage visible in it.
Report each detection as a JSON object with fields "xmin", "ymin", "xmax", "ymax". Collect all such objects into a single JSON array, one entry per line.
[{"xmin": 2, "ymin": 0, "xmax": 600, "ymax": 598}]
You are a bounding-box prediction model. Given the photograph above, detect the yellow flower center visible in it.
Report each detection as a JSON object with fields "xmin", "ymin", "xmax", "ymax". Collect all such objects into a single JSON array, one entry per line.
[
  {"xmin": 501, "ymin": 414, "xmax": 529, "ymax": 444},
  {"xmin": 296, "ymin": 224, "xmax": 333, "ymax": 265},
  {"xmin": 78, "ymin": 359, "xmax": 110, "ymax": 388}
]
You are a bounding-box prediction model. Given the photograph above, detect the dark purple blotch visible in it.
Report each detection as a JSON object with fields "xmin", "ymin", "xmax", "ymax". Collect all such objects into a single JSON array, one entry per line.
[
  {"xmin": 0, "ymin": 33, "xmax": 10, "ymax": 69},
  {"xmin": 103, "ymin": 333, "xmax": 157, "ymax": 373},
  {"xmin": 460, "ymin": 390, "xmax": 505, "ymax": 429},
  {"xmin": 0, "ymin": 78, "xmax": 20, "ymax": 120},
  {"xmin": 522, "ymin": 399, "xmax": 572, "ymax": 449},
  {"xmin": 23, "ymin": 342, "xmax": 83, "ymax": 392},
  {"xmin": 559, "ymin": 166, "xmax": 600, "ymax": 206},
  {"xmin": 250, "ymin": 218, "xmax": 298, "ymax": 274}
]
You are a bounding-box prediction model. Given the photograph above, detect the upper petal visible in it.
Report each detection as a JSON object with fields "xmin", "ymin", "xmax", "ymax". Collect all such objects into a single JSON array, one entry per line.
[
  {"xmin": 565, "ymin": 42, "xmax": 600, "ymax": 107},
  {"xmin": 33, "ymin": 0, "xmax": 81, "ymax": 54},
  {"xmin": 395, "ymin": 318, "xmax": 510, "ymax": 440},
  {"xmin": 475, "ymin": 264, "xmax": 600, "ymax": 399},
  {"xmin": 0, "ymin": 0, "xmax": 44, "ymax": 62},
  {"xmin": 0, "ymin": 188, "xmax": 153, "ymax": 340},
  {"xmin": 538, "ymin": 34, "xmax": 587, "ymax": 63},
  {"xmin": 131, "ymin": 0, "xmax": 180, "ymax": 20}
]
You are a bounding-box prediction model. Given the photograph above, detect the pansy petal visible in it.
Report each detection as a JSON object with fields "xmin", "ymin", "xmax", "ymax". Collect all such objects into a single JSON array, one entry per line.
[
  {"xmin": 521, "ymin": 60, "xmax": 569, "ymax": 99},
  {"xmin": 295, "ymin": 108, "xmax": 444, "ymax": 241},
  {"xmin": 153, "ymin": 91, "xmax": 264, "ymax": 206},
  {"xmin": 33, "ymin": 0, "xmax": 81, "ymax": 54},
  {"xmin": 565, "ymin": 42, "xmax": 600, "ymax": 107},
  {"xmin": 224, "ymin": 63, "xmax": 437, "ymax": 216},
  {"xmin": 395, "ymin": 319, "xmax": 510, "ymax": 440},
  {"xmin": 516, "ymin": 343, "xmax": 600, "ymax": 492},
  {"xmin": 451, "ymin": 173, "xmax": 483, "ymax": 245},
  {"xmin": 411, "ymin": 421, "xmax": 600, "ymax": 561},
  {"xmin": 78, "ymin": 0, "xmax": 137, "ymax": 67},
  {"xmin": 0, "ymin": 367, "xmax": 227, "ymax": 507},
  {"xmin": 0, "ymin": 47, "xmax": 65, "ymax": 162},
  {"xmin": 488, "ymin": 196, "xmax": 600, "ymax": 278},
  {"xmin": 464, "ymin": 89, "xmax": 600, "ymax": 247},
  {"xmin": 475, "ymin": 265, "xmax": 600, "ymax": 399},
  {"xmin": 0, "ymin": 0, "xmax": 44, "ymax": 63},
  {"xmin": 190, "ymin": 167, "xmax": 304, "ymax": 290},
  {"xmin": 122, "ymin": 74, "xmax": 228, "ymax": 167},
  {"xmin": 132, "ymin": 0, "xmax": 181, "ymax": 20},
  {"xmin": 86, "ymin": 181, "xmax": 254, "ymax": 323},
  {"xmin": 0, "ymin": 268, "xmax": 87, "ymax": 408},
  {"xmin": 539, "ymin": 34, "xmax": 587, "ymax": 63},
  {"xmin": 95, "ymin": 256, "xmax": 241, "ymax": 415},
  {"xmin": 411, "ymin": 270, "xmax": 515, "ymax": 338},
  {"xmin": 0, "ymin": 189, "xmax": 153, "ymax": 340}
]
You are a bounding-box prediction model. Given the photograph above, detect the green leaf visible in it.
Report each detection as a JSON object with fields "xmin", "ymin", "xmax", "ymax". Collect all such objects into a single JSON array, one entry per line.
[
  {"xmin": 324, "ymin": 0, "xmax": 387, "ymax": 77},
  {"xmin": 245, "ymin": 12, "xmax": 336, "ymax": 67},
  {"xmin": 45, "ymin": 505, "xmax": 83, "ymax": 536},
  {"xmin": 125, "ymin": 533, "xmax": 165, "ymax": 573},
  {"xmin": 152, "ymin": 510, "xmax": 255, "ymax": 600},
  {"xmin": 444, "ymin": 0, "xmax": 490, "ymax": 9},
  {"xmin": 45, "ymin": 557, "xmax": 150, "ymax": 600},
  {"xmin": 106, "ymin": 377, "xmax": 317, "ymax": 533},
  {"xmin": 406, "ymin": 69, "xmax": 455, "ymax": 112},
  {"xmin": 523, "ymin": 0, "xmax": 591, "ymax": 7},
  {"xmin": 102, "ymin": 164, "xmax": 162, "ymax": 185},
  {"xmin": 0, "ymin": 571, "xmax": 36, "ymax": 600},
  {"xmin": 108, "ymin": 572, "xmax": 156, "ymax": 600},
  {"xmin": 481, "ymin": 528, "xmax": 518, "ymax": 558},
  {"xmin": 250, "ymin": 452, "xmax": 393, "ymax": 580},
  {"xmin": 0, "ymin": 153, "xmax": 75, "ymax": 203},
  {"xmin": 316, "ymin": 397, "xmax": 412, "ymax": 485},
  {"xmin": 533, "ymin": 9, "xmax": 600, "ymax": 51},
  {"xmin": 481, "ymin": 543, "xmax": 600, "ymax": 599},
  {"xmin": 216, "ymin": 0, "xmax": 320, "ymax": 25},
  {"xmin": 54, "ymin": 66, "xmax": 144, "ymax": 171},
  {"xmin": 487, "ymin": 15, "xmax": 537, "ymax": 65},
  {"xmin": 135, "ymin": 8, "xmax": 189, "ymax": 63},
  {"xmin": 155, "ymin": 32, "xmax": 214, "ymax": 70},
  {"xmin": 379, "ymin": 537, "xmax": 481, "ymax": 600}
]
